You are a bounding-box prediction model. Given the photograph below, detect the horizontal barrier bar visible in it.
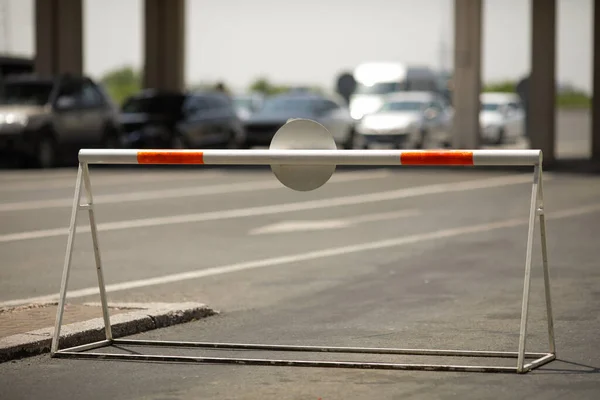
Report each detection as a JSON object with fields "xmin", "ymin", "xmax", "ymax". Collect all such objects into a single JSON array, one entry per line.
[{"xmin": 78, "ymin": 149, "xmax": 542, "ymax": 166}]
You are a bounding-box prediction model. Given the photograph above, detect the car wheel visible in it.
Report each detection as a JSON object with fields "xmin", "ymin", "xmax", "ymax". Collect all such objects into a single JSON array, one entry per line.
[
  {"xmin": 102, "ymin": 130, "xmax": 121, "ymax": 149},
  {"xmin": 494, "ymin": 128, "xmax": 505, "ymax": 145},
  {"xmin": 35, "ymin": 135, "xmax": 58, "ymax": 169},
  {"xmin": 415, "ymin": 130, "xmax": 428, "ymax": 149},
  {"xmin": 343, "ymin": 128, "xmax": 356, "ymax": 149},
  {"xmin": 226, "ymin": 130, "xmax": 244, "ymax": 149},
  {"xmin": 170, "ymin": 134, "xmax": 188, "ymax": 149}
]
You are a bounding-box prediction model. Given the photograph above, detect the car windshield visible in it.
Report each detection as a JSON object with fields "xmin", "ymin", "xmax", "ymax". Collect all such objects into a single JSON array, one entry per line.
[
  {"xmin": 378, "ymin": 101, "xmax": 424, "ymax": 112},
  {"xmin": 355, "ymin": 81, "xmax": 405, "ymax": 95},
  {"xmin": 0, "ymin": 82, "xmax": 53, "ymax": 106},
  {"xmin": 233, "ymin": 97, "xmax": 253, "ymax": 108},
  {"xmin": 481, "ymin": 102, "xmax": 501, "ymax": 111},
  {"xmin": 121, "ymin": 95, "xmax": 184, "ymax": 114},
  {"xmin": 260, "ymin": 97, "xmax": 315, "ymax": 113}
]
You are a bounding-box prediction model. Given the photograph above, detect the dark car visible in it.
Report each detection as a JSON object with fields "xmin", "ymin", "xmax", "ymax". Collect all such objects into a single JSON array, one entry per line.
[
  {"xmin": 0, "ymin": 74, "xmax": 122, "ymax": 168},
  {"xmin": 243, "ymin": 92, "xmax": 356, "ymax": 149},
  {"xmin": 119, "ymin": 89, "xmax": 245, "ymax": 149}
]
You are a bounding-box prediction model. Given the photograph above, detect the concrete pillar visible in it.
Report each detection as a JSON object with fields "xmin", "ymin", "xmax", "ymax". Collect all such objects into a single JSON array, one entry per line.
[
  {"xmin": 34, "ymin": 0, "xmax": 83, "ymax": 77},
  {"xmin": 592, "ymin": 0, "xmax": 600, "ymax": 161},
  {"xmin": 452, "ymin": 0, "xmax": 483, "ymax": 149},
  {"xmin": 529, "ymin": 0, "xmax": 556, "ymax": 164},
  {"xmin": 143, "ymin": 0, "xmax": 185, "ymax": 91}
]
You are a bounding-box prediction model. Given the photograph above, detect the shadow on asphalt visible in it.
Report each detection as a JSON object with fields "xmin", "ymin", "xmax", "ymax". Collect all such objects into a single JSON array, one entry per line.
[{"xmin": 536, "ymin": 359, "xmax": 600, "ymax": 374}]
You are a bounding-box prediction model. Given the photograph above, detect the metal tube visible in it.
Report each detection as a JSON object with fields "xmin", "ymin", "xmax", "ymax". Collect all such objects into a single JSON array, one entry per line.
[
  {"xmin": 78, "ymin": 149, "xmax": 542, "ymax": 166},
  {"xmin": 57, "ymin": 339, "xmax": 112, "ymax": 353},
  {"xmin": 51, "ymin": 164, "xmax": 84, "ymax": 355},
  {"xmin": 521, "ymin": 353, "xmax": 556, "ymax": 373},
  {"xmin": 517, "ymin": 165, "xmax": 540, "ymax": 372},
  {"xmin": 82, "ymin": 164, "xmax": 113, "ymax": 341},
  {"xmin": 537, "ymin": 168, "xmax": 556, "ymax": 355},
  {"xmin": 113, "ymin": 339, "xmax": 544, "ymax": 359},
  {"xmin": 472, "ymin": 149, "xmax": 542, "ymax": 166},
  {"xmin": 79, "ymin": 149, "xmax": 139, "ymax": 164},
  {"xmin": 53, "ymin": 351, "xmax": 519, "ymax": 373}
]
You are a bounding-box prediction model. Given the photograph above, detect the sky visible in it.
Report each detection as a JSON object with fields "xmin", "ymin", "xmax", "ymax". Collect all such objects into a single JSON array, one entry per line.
[{"xmin": 0, "ymin": 0, "xmax": 593, "ymax": 93}]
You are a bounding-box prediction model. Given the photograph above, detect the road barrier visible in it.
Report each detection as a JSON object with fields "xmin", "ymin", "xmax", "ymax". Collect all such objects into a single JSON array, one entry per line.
[{"xmin": 51, "ymin": 119, "xmax": 555, "ymax": 373}]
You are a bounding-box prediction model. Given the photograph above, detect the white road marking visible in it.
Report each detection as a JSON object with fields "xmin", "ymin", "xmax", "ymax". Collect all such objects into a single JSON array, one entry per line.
[
  {"xmin": 0, "ymin": 170, "xmax": 228, "ymax": 192},
  {"xmin": 0, "ymin": 170, "xmax": 391, "ymax": 212},
  {"xmin": 0, "ymin": 169, "xmax": 78, "ymax": 182},
  {"xmin": 2, "ymin": 202, "xmax": 599, "ymax": 308},
  {"xmin": 0, "ymin": 174, "xmax": 536, "ymax": 243},
  {"xmin": 249, "ymin": 209, "xmax": 420, "ymax": 235}
]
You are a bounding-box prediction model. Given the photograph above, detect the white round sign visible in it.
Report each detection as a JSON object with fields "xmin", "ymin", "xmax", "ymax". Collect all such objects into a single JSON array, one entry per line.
[{"xmin": 269, "ymin": 119, "xmax": 337, "ymax": 192}]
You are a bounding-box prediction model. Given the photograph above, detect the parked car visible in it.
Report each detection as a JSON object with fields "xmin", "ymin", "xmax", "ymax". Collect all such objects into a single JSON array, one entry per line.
[
  {"xmin": 119, "ymin": 89, "xmax": 245, "ymax": 149},
  {"xmin": 355, "ymin": 91, "xmax": 452, "ymax": 149},
  {"xmin": 243, "ymin": 92, "xmax": 356, "ymax": 149},
  {"xmin": 0, "ymin": 73, "xmax": 122, "ymax": 168},
  {"xmin": 232, "ymin": 93, "xmax": 264, "ymax": 122},
  {"xmin": 479, "ymin": 92, "xmax": 525, "ymax": 145},
  {"xmin": 349, "ymin": 62, "xmax": 441, "ymax": 120}
]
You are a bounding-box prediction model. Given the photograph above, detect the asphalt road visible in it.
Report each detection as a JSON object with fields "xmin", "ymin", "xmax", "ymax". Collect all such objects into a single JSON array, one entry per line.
[{"xmin": 0, "ymin": 109, "xmax": 599, "ymax": 399}]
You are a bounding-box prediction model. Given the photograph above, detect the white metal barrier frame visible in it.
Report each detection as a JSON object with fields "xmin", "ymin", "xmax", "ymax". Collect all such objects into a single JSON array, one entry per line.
[{"xmin": 50, "ymin": 146, "xmax": 555, "ymax": 374}]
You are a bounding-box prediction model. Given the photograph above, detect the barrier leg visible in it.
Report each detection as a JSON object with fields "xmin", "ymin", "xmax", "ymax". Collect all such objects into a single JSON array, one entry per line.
[
  {"xmin": 51, "ymin": 164, "xmax": 85, "ymax": 355},
  {"xmin": 82, "ymin": 163, "xmax": 113, "ymax": 341},
  {"xmin": 538, "ymin": 169, "xmax": 556, "ymax": 355},
  {"xmin": 516, "ymin": 165, "xmax": 544, "ymax": 373}
]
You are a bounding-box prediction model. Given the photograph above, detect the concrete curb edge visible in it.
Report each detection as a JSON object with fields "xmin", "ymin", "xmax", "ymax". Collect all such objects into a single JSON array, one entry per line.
[{"xmin": 0, "ymin": 302, "xmax": 218, "ymax": 363}]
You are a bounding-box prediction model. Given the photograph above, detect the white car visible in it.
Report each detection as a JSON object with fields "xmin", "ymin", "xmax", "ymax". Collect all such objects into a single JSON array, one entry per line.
[
  {"xmin": 480, "ymin": 92, "xmax": 525, "ymax": 145},
  {"xmin": 355, "ymin": 91, "xmax": 452, "ymax": 149},
  {"xmin": 349, "ymin": 62, "xmax": 440, "ymax": 120}
]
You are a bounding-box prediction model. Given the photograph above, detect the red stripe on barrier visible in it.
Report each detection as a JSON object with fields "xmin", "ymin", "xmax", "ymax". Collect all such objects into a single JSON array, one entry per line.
[
  {"xmin": 137, "ymin": 151, "xmax": 205, "ymax": 164},
  {"xmin": 400, "ymin": 151, "xmax": 474, "ymax": 166}
]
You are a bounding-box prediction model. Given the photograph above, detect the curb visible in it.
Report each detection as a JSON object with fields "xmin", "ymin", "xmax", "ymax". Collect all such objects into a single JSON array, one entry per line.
[{"xmin": 0, "ymin": 302, "xmax": 217, "ymax": 363}]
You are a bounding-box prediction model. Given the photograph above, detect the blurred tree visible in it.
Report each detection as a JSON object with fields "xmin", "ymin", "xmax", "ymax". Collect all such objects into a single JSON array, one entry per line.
[
  {"xmin": 483, "ymin": 79, "xmax": 590, "ymax": 108},
  {"xmin": 188, "ymin": 81, "xmax": 216, "ymax": 91},
  {"xmin": 483, "ymin": 80, "xmax": 516, "ymax": 93},
  {"xmin": 100, "ymin": 66, "xmax": 141, "ymax": 106},
  {"xmin": 214, "ymin": 81, "xmax": 232, "ymax": 95},
  {"xmin": 248, "ymin": 77, "xmax": 290, "ymax": 95}
]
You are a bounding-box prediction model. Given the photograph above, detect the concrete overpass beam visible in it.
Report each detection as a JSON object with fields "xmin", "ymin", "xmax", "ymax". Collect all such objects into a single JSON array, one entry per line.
[
  {"xmin": 529, "ymin": 0, "xmax": 556, "ymax": 164},
  {"xmin": 452, "ymin": 0, "xmax": 483, "ymax": 149},
  {"xmin": 34, "ymin": 0, "xmax": 83, "ymax": 77},
  {"xmin": 143, "ymin": 0, "xmax": 185, "ymax": 91}
]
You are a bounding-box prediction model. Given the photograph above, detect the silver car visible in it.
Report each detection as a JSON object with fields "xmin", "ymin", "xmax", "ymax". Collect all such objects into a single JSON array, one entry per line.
[
  {"xmin": 355, "ymin": 91, "xmax": 452, "ymax": 149},
  {"xmin": 479, "ymin": 92, "xmax": 525, "ymax": 145}
]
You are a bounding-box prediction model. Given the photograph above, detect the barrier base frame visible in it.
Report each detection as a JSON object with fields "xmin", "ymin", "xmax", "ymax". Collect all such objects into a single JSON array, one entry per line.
[
  {"xmin": 50, "ymin": 161, "xmax": 556, "ymax": 374},
  {"xmin": 53, "ymin": 339, "xmax": 556, "ymax": 373}
]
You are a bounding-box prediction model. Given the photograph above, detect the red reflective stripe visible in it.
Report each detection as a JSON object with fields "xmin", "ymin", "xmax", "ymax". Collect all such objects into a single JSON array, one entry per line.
[
  {"xmin": 137, "ymin": 151, "xmax": 205, "ymax": 164},
  {"xmin": 400, "ymin": 151, "xmax": 474, "ymax": 165}
]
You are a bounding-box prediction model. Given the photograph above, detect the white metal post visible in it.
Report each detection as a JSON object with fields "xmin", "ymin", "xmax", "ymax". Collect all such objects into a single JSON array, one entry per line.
[
  {"xmin": 51, "ymin": 164, "xmax": 84, "ymax": 354},
  {"xmin": 517, "ymin": 165, "xmax": 541, "ymax": 372},
  {"xmin": 82, "ymin": 163, "xmax": 113, "ymax": 341},
  {"xmin": 537, "ymin": 168, "xmax": 556, "ymax": 355}
]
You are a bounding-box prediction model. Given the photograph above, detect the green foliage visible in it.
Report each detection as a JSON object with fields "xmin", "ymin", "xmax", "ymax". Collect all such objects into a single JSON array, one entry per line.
[
  {"xmin": 248, "ymin": 77, "xmax": 290, "ymax": 95},
  {"xmin": 188, "ymin": 81, "xmax": 216, "ymax": 91},
  {"xmin": 483, "ymin": 81, "xmax": 516, "ymax": 93},
  {"xmin": 556, "ymin": 90, "xmax": 591, "ymax": 108},
  {"xmin": 247, "ymin": 77, "xmax": 324, "ymax": 96},
  {"xmin": 99, "ymin": 66, "xmax": 141, "ymax": 106},
  {"xmin": 483, "ymin": 80, "xmax": 590, "ymax": 109}
]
